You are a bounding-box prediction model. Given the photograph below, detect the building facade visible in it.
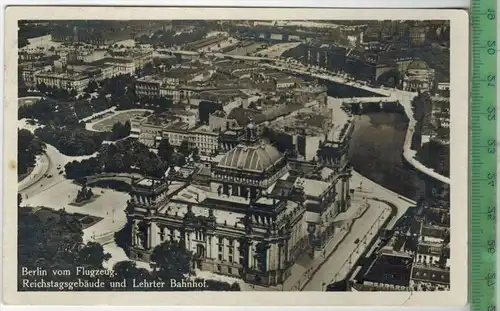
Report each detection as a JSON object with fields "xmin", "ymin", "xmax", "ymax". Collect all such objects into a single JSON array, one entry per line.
[
  {"xmin": 402, "ymin": 60, "xmax": 435, "ymax": 93},
  {"xmin": 126, "ymin": 122, "xmax": 352, "ymax": 286},
  {"xmin": 21, "ymin": 64, "xmax": 53, "ymax": 88},
  {"xmin": 162, "ymin": 126, "xmax": 218, "ymax": 155},
  {"xmin": 34, "ymin": 71, "xmax": 90, "ymax": 93},
  {"xmin": 136, "ymin": 76, "xmax": 163, "ymax": 97}
]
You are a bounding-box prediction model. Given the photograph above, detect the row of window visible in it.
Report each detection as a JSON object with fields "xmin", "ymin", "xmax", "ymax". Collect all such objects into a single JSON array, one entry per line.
[
  {"xmin": 414, "ymin": 271, "xmax": 446, "ymax": 279},
  {"xmin": 216, "ymin": 265, "xmax": 236, "ymax": 275},
  {"xmin": 214, "ymin": 175, "xmax": 261, "ymax": 185},
  {"xmin": 159, "ymin": 228, "xmax": 176, "ymax": 242}
]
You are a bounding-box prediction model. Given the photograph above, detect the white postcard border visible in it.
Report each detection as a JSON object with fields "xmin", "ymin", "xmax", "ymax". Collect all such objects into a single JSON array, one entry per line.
[{"xmin": 3, "ymin": 7, "xmax": 469, "ymax": 306}]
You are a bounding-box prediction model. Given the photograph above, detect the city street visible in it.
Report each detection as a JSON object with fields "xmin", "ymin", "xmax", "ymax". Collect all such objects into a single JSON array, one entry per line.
[
  {"xmin": 301, "ymin": 200, "xmax": 391, "ymax": 291},
  {"xmin": 350, "ymin": 170, "xmax": 415, "ymax": 230},
  {"xmin": 18, "ymin": 143, "xmax": 97, "ymax": 199},
  {"xmin": 18, "ymin": 153, "xmax": 50, "ymax": 192}
]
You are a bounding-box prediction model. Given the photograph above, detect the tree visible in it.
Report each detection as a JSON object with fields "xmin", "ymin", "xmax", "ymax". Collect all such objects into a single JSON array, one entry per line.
[
  {"xmin": 109, "ymin": 121, "xmax": 131, "ymax": 141},
  {"xmin": 84, "ymin": 80, "xmax": 99, "ymax": 93},
  {"xmin": 137, "ymin": 152, "xmax": 168, "ymax": 178},
  {"xmin": 37, "ymin": 82, "xmax": 48, "ymax": 94},
  {"xmin": 111, "ymin": 261, "xmax": 153, "ymax": 290},
  {"xmin": 18, "ymin": 207, "xmax": 111, "ymax": 291},
  {"xmin": 34, "ymin": 126, "xmax": 104, "ymax": 156},
  {"xmin": 198, "ymin": 101, "xmax": 223, "ymax": 124},
  {"xmin": 18, "ymin": 129, "xmax": 46, "ymax": 175},
  {"xmin": 150, "ymin": 241, "xmax": 194, "ymax": 283},
  {"xmin": 78, "ymin": 241, "xmax": 111, "ymax": 267},
  {"xmin": 65, "ymin": 157, "xmax": 103, "ymax": 180},
  {"xmin": 157, "ymin": 139, "xmax": 174, "ymax": 163},
  {"xmin": 143, "ymin": 62, "xmax": 155, "ymax": 75},
  {"xmin": 178, "ymin": 140, "xmax": 191, "ymax": 158},
  {"xmin": 191, "ymin": 147, "xmax": 199, "ymax": 160}
]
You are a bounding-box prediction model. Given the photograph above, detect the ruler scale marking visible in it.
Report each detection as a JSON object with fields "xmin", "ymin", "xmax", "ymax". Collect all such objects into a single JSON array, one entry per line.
[{"xmin": 471, "ymin": 0, "xmax": 498, "ymax": 311}]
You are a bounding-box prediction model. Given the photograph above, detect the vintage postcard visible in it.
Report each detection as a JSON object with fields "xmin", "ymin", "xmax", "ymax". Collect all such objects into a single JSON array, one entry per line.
[{"xmin": 3, "ymin": 6, "xmax": 468, "ymax": 306}]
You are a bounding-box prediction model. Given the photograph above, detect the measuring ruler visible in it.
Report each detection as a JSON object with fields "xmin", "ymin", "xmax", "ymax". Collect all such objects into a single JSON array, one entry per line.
[{"xmin": 471, "ymin": 0, "xmax": 498, "ymax": 310}]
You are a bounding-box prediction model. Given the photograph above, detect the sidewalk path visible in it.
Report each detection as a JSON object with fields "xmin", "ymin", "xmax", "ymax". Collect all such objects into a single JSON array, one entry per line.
[
  {"xmin": 301, "ymin": 201, "xmax": 391, "ymax": 291},
  {"xmin": 282, "ymin": 198, "xmax": 372, "ymax": 291},
  {"xmin": 18, "ymin": 153, "xmax": 50, "ymax": 191}
]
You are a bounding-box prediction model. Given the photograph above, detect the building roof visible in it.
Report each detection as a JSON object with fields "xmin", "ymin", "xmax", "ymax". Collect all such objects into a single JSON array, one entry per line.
[
  {"xmin": 137, "ymin": 75, "xmax": 162, "ymax": 84},
  {"xmin": 301, "ymin": 178, "xmax": 330, "ymax": 198},
  {"xmin": 320, "ymin": 167, "xmax": 335, "ymax": 181},
  {"xmin": 411, "ymin": 264, "xmax": 450, "ymax": 285},
  {"xmin": 211, "ymin": 110, "xmax": 227, "ymax": 118},
  {"xmin": 269, "ymin": 179, "xmax": 295, "ymax": 198},
  {"xmin": 361, "ymin": 253, "xmax": 413, "ymax": 287},
  {"xmin": 406, "ymin": 59, "xmax": 429, "ymax": 70},
  {"xmin": 166, "ymin": 67, "xmax": 193, "ymax": 79},
  {"xmin": 227, "ymin": 107, "xmax": 259, "ymax": 126},
  {"xmin": 217, "ymin": 141, "xmax": 284, "ymax": 173},
  {"xmin": 326, "ymin": 280, "xmax": 351, "ymax": 291},
  {"xmin": 421, "ymin": 224, "xmax": 448, "ymax": 239},
  {"xmin": 417, "ymin": 241, "xmax": 443, "ymax": 256}
]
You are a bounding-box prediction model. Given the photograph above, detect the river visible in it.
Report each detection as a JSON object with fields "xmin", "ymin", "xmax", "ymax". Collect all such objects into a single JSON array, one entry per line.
[{"xmin": 348, "ymin": 112, "xmax": 426, "ymax": 201}]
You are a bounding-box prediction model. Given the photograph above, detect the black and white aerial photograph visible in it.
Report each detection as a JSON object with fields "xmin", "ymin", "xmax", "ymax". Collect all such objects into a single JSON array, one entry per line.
[{"xmin": 14, "ymin": 16, "xmax": 454, "ymax": 294}]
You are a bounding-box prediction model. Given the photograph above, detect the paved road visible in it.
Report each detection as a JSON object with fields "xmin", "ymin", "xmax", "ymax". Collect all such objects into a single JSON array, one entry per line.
[
  {"xmin": 350, "ymin": 170, "xmax": 415, "ymax": 230},
  {"xmin": 19, "ymin": 145, "xmax": 66, "ymax": 199},
  {"xmin": 302, "ymin": 201, "xmax": 391, "ymax": 291},
  {"xmin": 18, "ymin": 144, "xmax": 95, "ymax": 199},
  {"xmin": 18, "ymin": 153, "xmax": 50, "ymax": 192}
]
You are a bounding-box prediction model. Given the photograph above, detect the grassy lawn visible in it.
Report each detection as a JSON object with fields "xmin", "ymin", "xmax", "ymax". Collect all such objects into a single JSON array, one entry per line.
[
  {"xmin": 73, "ymin": 213, "xmax": 104, "ymax": 229},
  {"xmin": 24, "ymin": 206, "xmax": 103, "ymax": 230},
  {"xmin": 91, "ymin": 110, "xmax": 147, "ymax": 132}
]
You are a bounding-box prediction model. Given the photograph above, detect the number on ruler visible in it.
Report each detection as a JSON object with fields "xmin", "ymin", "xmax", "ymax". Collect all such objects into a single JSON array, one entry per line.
[
  {"xmin": 487, "ymin": 239, "xmax": 496, "ymax": 254},
  {"xmin": 487, "ymin": 9, "xmax": 496, "ymax": 20},
  {"xmin": 486, "ymin": 272, "xmax": 495, "ymax": 287},
  {"xmin": 487, "ymin": 75, "xmax": 496, "ymax": 87},
  {"xmin": 487, "ymin": 139, "xmax": 496, "ymax": 153},
  {"xmin": 487, "ymin": 172, "xmax": 496, "ymax": 186},
  {"xmin": 487, "ymin": 106, "xmax": 496, "ymax": 120},
  {"xmin": 487, "ymin": 205, "xmax": 496, "ymax": 221},
  {"xmin": 487, "ymin": 40, "xmax": 496, "ymax": 55}
]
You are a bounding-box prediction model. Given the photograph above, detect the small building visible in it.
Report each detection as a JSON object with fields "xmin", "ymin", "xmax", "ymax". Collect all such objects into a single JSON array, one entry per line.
[
  {"xmin": 354, "ymin": 250, "xmax": 413, "ymax": 291},
  {"xmin": 209, "ymin": 110, "xmax": 239, "ymax": 132},
  {"xmin": 130, "ymin": 115, "xmax": 149, "ymax": 139},
  {"xmin": 20, "ymin": 63, "xmax": 53, "ymax": 88},
  {"xmin": 437, "ymin": 82, "xmax": 450, "ymax": 97},
  {"xmin": 402, "ymin": 60, "xmax": 435, "ymax": 93},
  {"xmin": 293, "ymin": 85, "xmax": 328, "ymax": 105},
  {"xmin": 34, "ymin": 71, "xmax": 90, "ymax": 93},
  {"xmin": 410, "ymin": 264, "xmax": 450, "ymax": 291},
  {"xmin": 136, "ymin": 76, "xmax": 163, "ymax": 97},
  {"xmin": 409, "ymin": 26, "xmax": 427, "ymax": 45},
  {"xmin": 414, "ymin": 241, "xmax": 446, "ymax": 267},
  {"xmin": 274, "ymin": 77, "xmax": 298, "ymax": 90}
]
